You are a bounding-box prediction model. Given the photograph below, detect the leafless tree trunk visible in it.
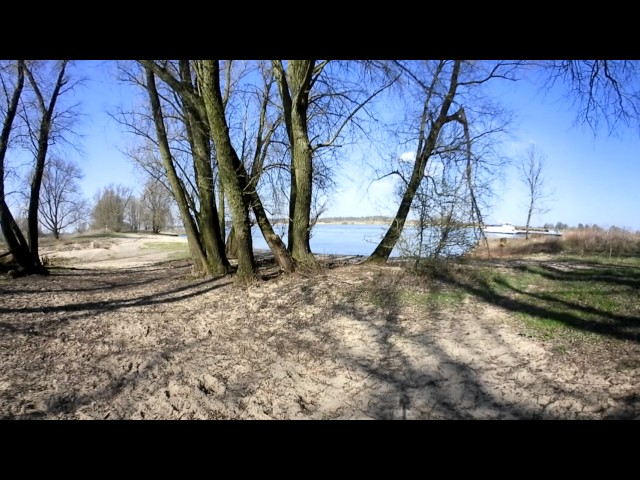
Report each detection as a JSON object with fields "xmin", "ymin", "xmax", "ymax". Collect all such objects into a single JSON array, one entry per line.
[
  {"xmin": 519, "ymin": 144, "xmax": 551, "ymax": 239},
  {"xmin": 37, "ymin": 156, "xmax": 89, "ymax": 239},
  {"xmin": 366, "ymin": 60, "xmax": 518, "ymax": 263},
  {"xmin": 141, "ymin": 61, "xmax": 295, "ymax": 278},
  {"xmin": 177, "ymin": 60, "xmax": 230, "ymax": 275},
  {"xmin": 367, "ymin": 61, "xmax": 463, "ymax": 264},
  {"xmin": 1, "ymin": 59, "xmax": 75, "ymax": 276},
  {"xmin": 194, "ymin": 60, "xmax": 258, "ymax": 281},
  {"xmin": 23, "ymin": 60, "xmax": 69, "ymax": 266},
  {"xmin": 273, "ymin": 60, "xmax": 319, "ymax": 268},
  {"xmin": 144, "ymin": 66, "xmax": 214, "ymax": 275},
  {"xmin": 0, "ymin": 60, "xmax": 35, "ymax": 272}
]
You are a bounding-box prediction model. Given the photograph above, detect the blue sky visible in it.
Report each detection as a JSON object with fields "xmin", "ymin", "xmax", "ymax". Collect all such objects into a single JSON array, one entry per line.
[{"xmin": 67, "ymin": 61, "xmax": 640, "ymax": 231}]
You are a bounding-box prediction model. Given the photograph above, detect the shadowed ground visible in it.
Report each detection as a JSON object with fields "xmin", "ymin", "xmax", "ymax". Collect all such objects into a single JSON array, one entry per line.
[{"xmin": 1, "ymin": 246, "xmax": 638, "ymax": 419}]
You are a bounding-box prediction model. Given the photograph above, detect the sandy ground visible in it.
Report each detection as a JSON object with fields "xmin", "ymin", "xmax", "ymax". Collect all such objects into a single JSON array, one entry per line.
[
  {"xmin": 38, "ymin": 232, "xmax": 191, "ymax": 269},
  {"xmin": 1, "ymin": 233, "xmax": 638, "ymax": 419}
]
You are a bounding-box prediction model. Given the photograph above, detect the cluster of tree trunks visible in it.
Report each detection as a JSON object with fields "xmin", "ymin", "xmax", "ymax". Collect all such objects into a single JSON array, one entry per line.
[{"xmin": 3, "ymin": 60, "xmax": 637, "ymax": 279}]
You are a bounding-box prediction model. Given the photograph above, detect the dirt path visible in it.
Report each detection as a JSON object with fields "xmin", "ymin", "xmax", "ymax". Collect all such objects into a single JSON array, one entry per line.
[{"xmin": 1, "ymin": 235, "xmax": 638, "ymax": 419}]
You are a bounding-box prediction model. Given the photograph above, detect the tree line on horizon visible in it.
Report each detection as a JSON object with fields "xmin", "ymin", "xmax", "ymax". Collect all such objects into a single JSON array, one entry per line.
[{"xmin": 2, "ymin": 60, "xmax": 639, "ymax": 278}]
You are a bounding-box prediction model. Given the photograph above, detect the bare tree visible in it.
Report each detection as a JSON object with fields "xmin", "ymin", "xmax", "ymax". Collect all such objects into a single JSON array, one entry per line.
[
  {"xmin": 140, "ymin": 178, "xmax": 173, "ymax": 233},
  {"xmin": 397, "ymin": 152, "xmax": 483, "ymax": 266},
  {"xmin": 37, "ymin": 156, "xmax": 89, "ymax": 239},
  {"xmin": 366, "ymin": 60, "xmax": 520, "ymax": 263},
  {"xmin": 92, "ymin": 184, "xmax": 132, "ymax": 232},
  {"xmin": 272, "ymin": 60, "xmax": 395, "ymax": 268},
  {"xmin": 193, "ymin": 60, "xmax": 259, "ymax": 280},
  {"xmin": 142, "ymin": 62, "xmax": 231, "ymax": 276},
  {"xmin": 272, "ymin": 60, "xmax": 319, "ymax": 268},
  {"xmin": 142, "ymin": 60, "xmax": 295, "ymax": 279},
  {"xmin": 0, "ymin": 60, "xmax": 31, "ymax": 270},
  {"xmin": 1, "ymin": 59, "xmax": 77, "ymax": 276},
  {"xmin": 135, "ymin": 60, "xmax": 394, "ymax": 277},
  {"xmin": 126, "ymin": 196, "xmax": 142, "ymax": 231},
  {"xmin": 519, "ymin": 144, "xmax": 552, "ymax": 239},
  {"xmin": 544, "ymin": 60, "xmax": 640, "ymax": 135},
  {"xmin": 21, "ymin": 60, "xmax": 73, "ymax": 265},
  {"xmin": 112, "ymin": 62, "xmax": 214, "ymax": 274}
]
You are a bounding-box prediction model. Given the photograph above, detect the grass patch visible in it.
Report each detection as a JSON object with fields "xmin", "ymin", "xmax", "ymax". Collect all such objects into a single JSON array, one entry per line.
[
  {"xmin": 398, "ymin": 289, "xmax": 467, "ymax": 308},
  {"xmin": 436, "ymin": 256, "xmax": 640, "ymax": 352},
  {"xmin": 141, "ymin": 241, "xmax": 186, "ymax": 251},
  {"xmin": 366, "ymin": 288, "xmax": 467, "ymax": 309},
  {"xmin": 36, "ymin": 232, "xmax": 129, "ymax": 249},
  {"xmin": 514, "ymin": 310, "xmax": 585, "ymax": 342},
  {"xmin": 141, "ymin": 241, "xmax": 190, "ymax": 260},
  {"xmin": 59, "ymin": 232, "xmax": 128, "ymax": 244},
  {"xmin": 358, "ymin": 264, "xmax": 469, "ymax": 311}
]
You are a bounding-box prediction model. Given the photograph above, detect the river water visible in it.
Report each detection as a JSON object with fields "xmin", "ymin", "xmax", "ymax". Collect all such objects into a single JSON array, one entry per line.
[
  {"xmin": 181, "ymin": 223, "xmax": 478, "ymax": 257},
  {"xmin": 252, "ymin": 223, "xmax": 478, "ymax": 257}
]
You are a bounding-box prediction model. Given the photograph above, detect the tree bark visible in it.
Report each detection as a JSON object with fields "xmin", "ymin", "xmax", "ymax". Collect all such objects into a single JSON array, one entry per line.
[
  {"xmin": 195, "ymin": 60, "xmax": 258, "ymax": 282},
  {"xmin": 144, "ymin": 66, "xmax": 211, "ymax": 276},
  {"xmin": 525, "ymin": 205, "xmax": 533, "ymax": 240},
  {"xmin": 217, "ymin": 173, "xmax": 225, "ymax": 238},
  {"xmin": 247, "ymin": 187, "xmax": 294, "ymax": 273},
  {"xmin": 273, "ymin": 60, "xmax": 319, "ymax": 268},
  {"xmin": 0, "ymin": 200, "xmax": 33, "ymax": 270},
  {"xmin": 0, "ymin": 60, "xmax": 46, "ymax": 275},
  {"xmin": 178, "ymin": 60, "xmax": 230, "ymax": 275}
]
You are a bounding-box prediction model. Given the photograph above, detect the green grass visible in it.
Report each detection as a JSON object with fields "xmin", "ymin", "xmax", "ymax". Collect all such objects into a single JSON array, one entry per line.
[
  {"xmin": 397, "ymin": 289, "xmax": 467, "ymax": 308},
  {"xmin": 367, "ymin": 289, "xmax": 467, "ymax": 308},
  {"xmin": 446, "ymin": 255, "xmax": 640, "ymax": 349},
  {"xmin": 140, "ymin": 241, "xmax": 190, "ymax": 260}
]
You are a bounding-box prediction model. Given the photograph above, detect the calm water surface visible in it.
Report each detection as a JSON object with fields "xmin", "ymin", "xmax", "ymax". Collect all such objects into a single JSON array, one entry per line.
[
  {"xmin": 253, "ymin": 224, "xmax": 478, "ymax": 257},
  {"xmin": 182, "ymin": 224, "xmax": 478, "ymax": 257},
  {"xmin": 252, "ymin": 223, "xmax": 390, "ymax": 257}
]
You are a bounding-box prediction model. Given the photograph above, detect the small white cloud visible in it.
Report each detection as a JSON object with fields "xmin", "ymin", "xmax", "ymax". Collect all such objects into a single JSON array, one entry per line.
[{"xmin": 399, "ymin": 151, "xmax": 416, "ymax": 162}]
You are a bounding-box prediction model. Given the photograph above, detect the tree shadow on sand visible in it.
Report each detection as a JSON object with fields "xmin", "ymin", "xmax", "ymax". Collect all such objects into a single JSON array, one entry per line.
[
  {"xmin": 433, "ymin": 259, "xmax": 640, "ymax": 344},
  {"xmin": 0, "ymin": 262, "xmax": 232, "ymax": 336},
  {"xmin": 2, "ymin": 257, "xmax": 638, "ymax": 420},
  {"xmin": 289, "ymin": 265, "xmax": 631, "ymax": 419}
]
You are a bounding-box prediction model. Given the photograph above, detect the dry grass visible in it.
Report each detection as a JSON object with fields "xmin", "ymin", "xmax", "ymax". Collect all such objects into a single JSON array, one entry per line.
[
  {"xmin": 470, "ymin": 227, "xmax": 640, "ymax": 259},
  {"xmin": 562, "ymin": 227, "xmax": 640, "ymax": 257},
  {"xmin": 470, "ymin": 236, "xmax": 564, "ymax": 259}
]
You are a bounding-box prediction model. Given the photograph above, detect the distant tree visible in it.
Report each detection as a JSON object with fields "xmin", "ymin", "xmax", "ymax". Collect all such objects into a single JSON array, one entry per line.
[
  {"xmin": 519, "ymin": 144, "xmax": 552, "ymax": 239},
  {"xmin": 555, "ymin": 221, "xmax": 567, "ymax": 230},
  {"xmin": 36, "ymin": 157, "xmax": 89, "ymax": 239},
  {"xmin": 126, "ymin": 196, "xmax": 142, "ymax": 231},
  {"xmin": 75, "ymin": 220, "xmax": 87, "ymax": 234},
  {"xmin": 92, "ymin": 184, "xmax": 132, "ymax": 232},
  {"xmin": 140, "ymin": 178, "xmax": 173, "ymax": 233}
]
